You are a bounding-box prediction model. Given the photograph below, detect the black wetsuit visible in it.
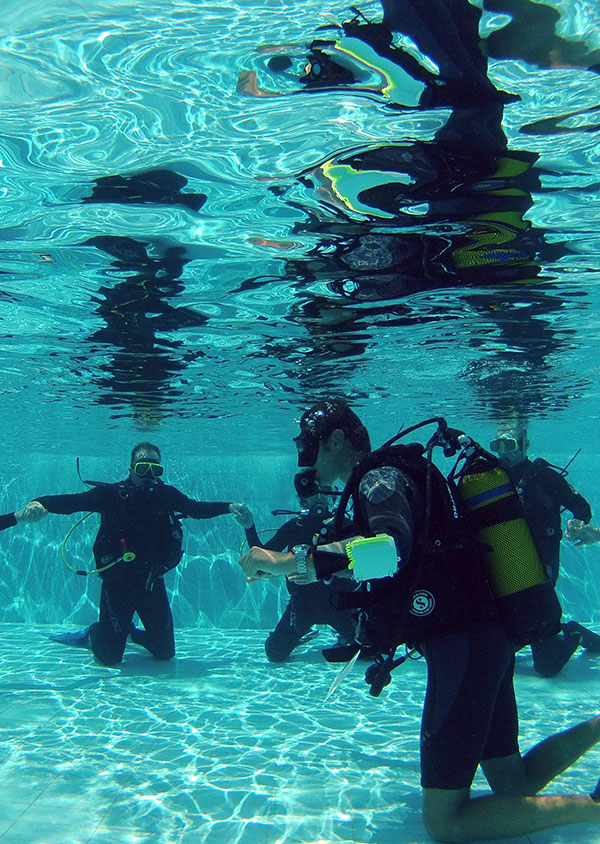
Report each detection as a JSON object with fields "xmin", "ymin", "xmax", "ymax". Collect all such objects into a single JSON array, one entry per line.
[
  {"xmin": 507, "ymin": 457, "xmax": 595, "ymax": 676},
  {"xmin": 35, "ymin": 480, "xmax": 231, "ymax": 666},
  {"xmin": 313, "ymin": 457, "xmax": 517, "ymax": 790},
  {"xmin": 246, "ymin": 508, "xmax": 357, "ymax": 662},
  {"xmin": 0, "ymin": 513, "xmax": 16, "ymax": 531}
]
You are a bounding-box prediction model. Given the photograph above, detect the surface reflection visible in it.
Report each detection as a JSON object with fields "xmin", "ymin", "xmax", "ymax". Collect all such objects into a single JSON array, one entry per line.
[
  {"xmin": 239, "ymin": 1, "xmax": 592, "ymax": 419},
  {"xmin": 83, "ymin": 230, "xmax": 206, "ymax": 425}
]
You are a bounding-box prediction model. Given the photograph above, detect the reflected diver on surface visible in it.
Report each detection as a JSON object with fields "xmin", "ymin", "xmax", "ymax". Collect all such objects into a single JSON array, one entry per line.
[
  {"xmin": 79, "ymin": 166, "xmax": 210, "ymax": 426},
  {"xmin": 240, "ymin": 0, "xmax": 599, "ymax": 102},
  {"xmin": 82, "ymin": 234, "xmax": 207, "ymax": 426},
  {"xmin": 239, "ymin": 1, "xmax": 515, "ymax": 108},
  {"xmin": 237, "ymin": 0, "xmax": 588, "ymax": 419},
  {"xmin": 492, "ymin": 424, "xmax": 600, "ymax": 675},
  {"xmin": 481, "ymin": 0, "xmax": 600, "ymax": 72},
  {"xmin": 18, "ymin": 442, "xmax": 244, "ymax": 666},
  {"xmin": 83, "ymin": 168, "xmax": 207, "ymax": 212},
  {"xmin": 233, "ymin": 470, "xmax": 359, "ymax": 663},
  {"xmin": 238, "ymin": 398, "xmax": 600, "ymax": 842}
]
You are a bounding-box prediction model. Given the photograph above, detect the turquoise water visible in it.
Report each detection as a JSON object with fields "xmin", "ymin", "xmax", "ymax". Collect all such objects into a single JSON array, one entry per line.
[
  {"xmin": 3, "ymin": 0, "xmax": 600, "ymax": 841},
  {"xmin": 2, "ymin": 0, "xmax": 600, "ymax": 456}
]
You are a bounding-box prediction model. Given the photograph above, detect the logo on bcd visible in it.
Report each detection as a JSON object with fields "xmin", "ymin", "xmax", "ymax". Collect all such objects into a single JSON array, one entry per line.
[{"xmin": 410, "ymin": 590, "xmax": 435, "ymax": 616}]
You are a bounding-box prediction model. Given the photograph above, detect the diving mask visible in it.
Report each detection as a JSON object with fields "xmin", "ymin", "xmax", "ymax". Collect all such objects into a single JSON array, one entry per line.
[
  {"xmin": 133, "ymin": 461, "xmax": 164, "ymax": 478},
  {"xmin": 489, "ymin": 437, "xmax": 521, "ymax": 454}
]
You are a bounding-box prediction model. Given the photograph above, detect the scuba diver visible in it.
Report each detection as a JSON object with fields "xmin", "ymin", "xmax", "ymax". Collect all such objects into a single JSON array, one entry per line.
[
  {"xmin": 21, "ymin": 442, "xmax": 244, "ymax": 666},
  {"xmin": 492, "ymin": 424, "xmax": 600, "ymax": 675},
  {"xmin": 233, "ymin": 471, "xmax": 358, "ymax": 662},
  {"xmin": 238, "ymin": 398, "xmax": 600, "ymax": 843}
]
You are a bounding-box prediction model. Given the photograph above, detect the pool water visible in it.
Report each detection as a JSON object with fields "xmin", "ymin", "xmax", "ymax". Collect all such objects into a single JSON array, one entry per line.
[
  {"xmin": 2, "ymin": 627, "xmax": 600, "ymax": 844},
  {"xmin": 2, "ymin": 0, "xmax": 600, "ymax": 455},
  {"xmin": 2, "ymin": 0, "xmax": 600, "ymax": 841}
]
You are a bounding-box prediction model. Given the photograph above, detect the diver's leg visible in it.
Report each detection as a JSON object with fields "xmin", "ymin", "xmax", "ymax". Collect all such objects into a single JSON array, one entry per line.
[
  {"xmin": 298, "ymin": 580, "xmax": 357, "ymax": 640},
  {"xmin": 482, "ymin": 716, "xmax": 600, "ymax": 798},
  {"xmin": 89, "ymin": 581, "xmax": 132, "ymax": 666},
  {"xmin": 522, "ymin": 717, "xmax": 600, "ymax": 790},
  {"xmin": 264, "ymin": 597, "xmax": 309, "ymax": 662},
  {"xmin": 428, "ymin": 718, "xmax": 600, "ymax": 841},
  {"xmin": 563, "ymin": 620, "xmax": 600, "ymax": 652},
  {"xmin": 302, "ymin": 581, "xmax": 359, "ymax": 658},
  {"xmin": 531, "ymin": 632, "xmax": 580, "ymax": 677},
  {"xmin": 420, "ymin": 624, "xmax": 517, "ymax": 794},
  {"xmin": 421, "ymin": 625, "xmax": 600, "ymax": 841},
  {"xmin": 481, "ymin": 655, "xmax": 600, "ymax": 794},
  {"xmin": 422, "ymin": 784, "xmax": 600, "ymax": 843},
  {"xmin": 134, "ymin": 577, "xmax": 175, "ymax": 661}
]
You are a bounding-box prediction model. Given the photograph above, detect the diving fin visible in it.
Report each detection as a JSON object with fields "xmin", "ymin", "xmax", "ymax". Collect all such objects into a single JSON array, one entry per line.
[{"xmin": 49, "ymin": 625, "xmax": 92, "ymax": 649}]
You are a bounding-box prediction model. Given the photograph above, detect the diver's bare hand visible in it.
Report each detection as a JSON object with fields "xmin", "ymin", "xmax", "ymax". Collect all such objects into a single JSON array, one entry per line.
[
  {"xmin": 237, "ymin": 70, "xmax": 275, "ymax": 97},
  {"xmin": 229, "ymin": 502, "xmax": 254, "ymax": 529},
  {"xmin": 567, "ymin": 519, "xmax": 600, "ymax": 546},
  {"xmin": 15, "ymin": 501, "xmax": 48, "ymax": 524}
]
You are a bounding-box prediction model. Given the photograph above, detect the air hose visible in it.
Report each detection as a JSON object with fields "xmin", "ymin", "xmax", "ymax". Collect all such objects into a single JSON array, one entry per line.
[{"xmin": 61, "ymin": 512, "xmax": 127, "ymax": 576}]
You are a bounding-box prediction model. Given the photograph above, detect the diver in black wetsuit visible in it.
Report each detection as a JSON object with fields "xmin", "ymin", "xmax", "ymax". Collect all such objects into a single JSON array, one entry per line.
[
  {"xmin": 492, "ymin": 425, "xmax": 600, "ymax": 676},
  {"xmin": 24, "ymin": 442, "xmax": 242, "ymax": 666},
  {"xmin": 238, "ymin": 398, "xmax": 600, "ymax": 843},
  {"xmin": 233, "ymin": 472, "xmax": 358, "ymax": 662}
]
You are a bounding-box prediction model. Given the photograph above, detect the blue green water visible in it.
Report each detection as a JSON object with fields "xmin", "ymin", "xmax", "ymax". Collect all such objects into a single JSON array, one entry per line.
[
  {"xmin": 2, "ymin": 0, "xmax": 600, "ymax": 457},
  {"xmin": 2, "ymin": 0, "xmax": 600, "ymax": 841}
]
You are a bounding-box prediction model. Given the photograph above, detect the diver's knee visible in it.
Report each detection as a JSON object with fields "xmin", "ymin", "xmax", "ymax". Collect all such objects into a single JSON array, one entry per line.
[
  {"xmin": 92, "ymin": 649, "xmax": 123, "ymax": 667},
  {"xmin": 423, "ymin": 811, "xmax": 469, "ymax": 844},
  {"xmin": 422, "ymin": 788, "xmax": 471, "ymax": 844},
  {"xmin": 90, "ymin": 630, "xmax": 124, "ymax": 666},
  {"xmin": 423, "ymin": 824, "xmax": 465, "ymax": 843},
  {"xmin": 264, "ymin": 635, "xmax": 293, "ymax": 663},
  {"xmin": 153, "ymin": 649, "xmax": 175, "ymax": 661}
]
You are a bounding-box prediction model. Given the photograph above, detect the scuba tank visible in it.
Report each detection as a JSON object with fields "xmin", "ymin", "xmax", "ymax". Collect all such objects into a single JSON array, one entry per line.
[
  {"xmin": 451, "ymin": 439, "xmax": 562, "ymax": 649},
  {"xmin": 324, "ymin": 417, "xmax": 564, "ymax": 698}
]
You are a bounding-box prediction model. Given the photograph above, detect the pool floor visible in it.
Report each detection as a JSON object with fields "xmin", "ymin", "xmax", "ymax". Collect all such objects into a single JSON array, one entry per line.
[{"xmin": 1, "ymin": 625, "xmax": 600, "ymax": 844}]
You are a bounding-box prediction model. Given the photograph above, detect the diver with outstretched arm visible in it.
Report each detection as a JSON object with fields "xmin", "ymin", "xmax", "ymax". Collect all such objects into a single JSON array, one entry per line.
[
  {"xmin": 22, "ymin": 441, "xmax": 245, "ymax": 666},
  {"xmin": 238, "ymin": 399, "xmax": 600, "ymax": 843}
]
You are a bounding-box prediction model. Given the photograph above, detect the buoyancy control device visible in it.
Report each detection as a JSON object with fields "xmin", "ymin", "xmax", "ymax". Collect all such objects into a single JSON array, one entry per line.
[{"xmin": 326, "ymin": 417, "xmax": 563, "ymax": 695}]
